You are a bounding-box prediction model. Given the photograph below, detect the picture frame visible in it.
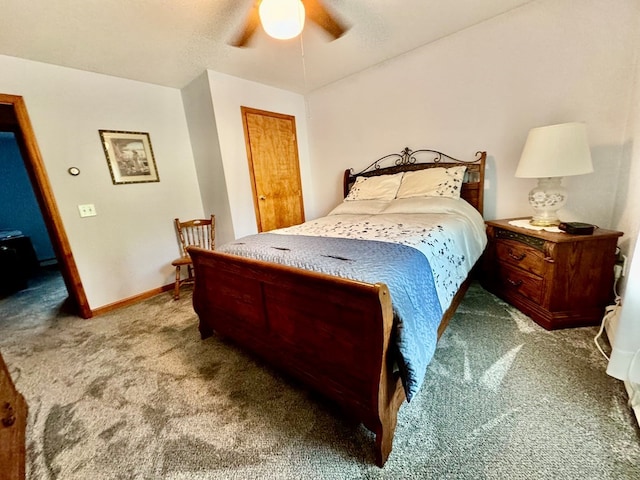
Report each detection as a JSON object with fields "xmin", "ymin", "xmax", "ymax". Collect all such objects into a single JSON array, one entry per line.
[{"xmin": 99, "ymin": 130, "xmax": 159, "ymax": 184}]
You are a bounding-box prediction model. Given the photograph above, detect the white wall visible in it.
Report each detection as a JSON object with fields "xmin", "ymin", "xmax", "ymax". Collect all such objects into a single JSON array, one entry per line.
[
  {"xmin": 606, "ymin": 11, "xmax": 640, "ymax": 387},
  {"xmin": 181, "ymin": 73, "xmax": 234, "ymax": 246},
  {"xmin": 305, "ymin": 0, "xmax": 639, "ymax": 230},
  {"xmin": 2, "ymin": 0, "xmax": 638, "ymax": 315},
  {"xmin": 206, "ymin": 71, "xmax": 312, "ymax": 240},
  {"xmin": 613, "ymin": 18, "xmax": 640, "ymax": 276},
  {"xmin": 0, "ymin": 55, "xmax": 203, "ymax": 309}
]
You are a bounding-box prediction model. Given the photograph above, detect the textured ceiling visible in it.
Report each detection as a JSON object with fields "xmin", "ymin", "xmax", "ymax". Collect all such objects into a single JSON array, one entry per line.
[{"xmin": 0, "ymin": 0, "xmax": 534, "ymax": 93}]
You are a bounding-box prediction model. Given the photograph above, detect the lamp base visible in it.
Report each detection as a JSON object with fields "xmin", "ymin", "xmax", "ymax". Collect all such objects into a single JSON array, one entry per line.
[
  {"xmin": 527, "ymin": 177, "xmax": 566, "ymax": 227},
  {"xmin": 529, "ymin": 217, "xmax": 561, "ymax": 227}
]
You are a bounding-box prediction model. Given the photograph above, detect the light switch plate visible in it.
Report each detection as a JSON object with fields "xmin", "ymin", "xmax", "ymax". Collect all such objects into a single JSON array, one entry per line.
[{"xmin": 78, "ymin": 204, "xmax": 97, "ymax": 217}]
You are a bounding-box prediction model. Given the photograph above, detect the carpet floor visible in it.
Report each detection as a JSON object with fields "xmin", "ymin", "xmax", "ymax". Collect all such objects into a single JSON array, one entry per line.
[{"xmin": 0, "ymin": 270, "xmax": 639, "ymax": 479}]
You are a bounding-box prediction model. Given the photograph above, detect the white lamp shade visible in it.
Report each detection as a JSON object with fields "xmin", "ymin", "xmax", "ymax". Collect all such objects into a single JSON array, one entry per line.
[
  {"xmin": 259, "ymin": 0, "xmax": 306, "ymax": 40},
  {"xmin": 515, "ymin": 122, "xmax": 594, "ymax": 178}
]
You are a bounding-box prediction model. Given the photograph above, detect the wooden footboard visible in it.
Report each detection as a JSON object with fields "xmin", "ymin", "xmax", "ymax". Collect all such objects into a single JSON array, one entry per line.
[{"xmin": 188, "ymin": 246, "xmax": 406, "ymax": 466}]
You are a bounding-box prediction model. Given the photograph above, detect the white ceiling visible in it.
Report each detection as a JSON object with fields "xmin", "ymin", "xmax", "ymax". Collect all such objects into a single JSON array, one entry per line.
[{"xmin": 0, "ymin": 0, "xmax": 534, "ymax": 94}]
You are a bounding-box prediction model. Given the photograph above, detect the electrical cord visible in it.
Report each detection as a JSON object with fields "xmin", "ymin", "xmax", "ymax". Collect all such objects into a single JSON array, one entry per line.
[
  {"xmin": 594, "ymin": 300, "xmax": 639, "ymax": 412},
  {"xmin": 594, "ymin": 297, "xmax": 620, "ymax": 361},
  {"xmin": 594, "ymin": 268, "xmax": 623, "ymax": 360},
  {"xmin": 594, "ymin": 255, "xmax": 639, "ymax": 412},
  {"xmin": 614, "ymin": 269, "xmax": 621, "ymax": 298}
]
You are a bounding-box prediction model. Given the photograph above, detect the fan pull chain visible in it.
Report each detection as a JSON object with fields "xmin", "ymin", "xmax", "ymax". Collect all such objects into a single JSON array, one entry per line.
[{"xmin": 299, "ymin": 34, "xmax": 311, "ymax": 119}]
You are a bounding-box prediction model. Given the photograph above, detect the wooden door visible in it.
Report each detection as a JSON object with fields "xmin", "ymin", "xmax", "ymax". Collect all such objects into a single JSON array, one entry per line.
[{"xmin": 241, "ymin": 107, "xmax": 304, "ymax": 232}]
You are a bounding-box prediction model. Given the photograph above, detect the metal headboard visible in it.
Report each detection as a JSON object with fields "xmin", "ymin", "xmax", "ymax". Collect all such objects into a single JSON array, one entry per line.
[{"xmin": 343, "ymin": 147, "xmax": 487, "ymax": 215}]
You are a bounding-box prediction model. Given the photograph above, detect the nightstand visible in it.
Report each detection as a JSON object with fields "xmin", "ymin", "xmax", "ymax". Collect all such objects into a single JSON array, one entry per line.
[{"xmin": 481, "ymin": 218, "xmax": 623, "ymax": 330}]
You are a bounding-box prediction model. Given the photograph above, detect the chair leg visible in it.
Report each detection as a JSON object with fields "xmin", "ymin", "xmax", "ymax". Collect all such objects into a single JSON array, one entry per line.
[{"xmin": 174, "ymin": 265, "xmax": 181, "ymax": 300}]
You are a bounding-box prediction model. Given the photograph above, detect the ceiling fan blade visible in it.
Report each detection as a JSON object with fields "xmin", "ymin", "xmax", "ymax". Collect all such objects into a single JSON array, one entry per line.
[
  {"xmin": 230, "ymin": 2, "xmax": 261, "ymax": 47},
  {"xmin": 303, "ymin": 0, "xmax": 348, "ymax": 40}
]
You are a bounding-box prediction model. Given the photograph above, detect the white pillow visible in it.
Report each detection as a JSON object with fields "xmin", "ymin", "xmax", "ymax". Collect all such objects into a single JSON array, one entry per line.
[
  {"xmin": 328, "ymin": 199, "xmax": 390, "ymax": 215},
  {"xmin": 396, "ymin": 166, "xmax": 467, "ymax": 199},
  {"xmin": 383, "ymin": 196, "xmax": 473, "ymax": 215},
  {"xmin": 344, "ymin": 172, "xmax": 404, "ymax": 201}
]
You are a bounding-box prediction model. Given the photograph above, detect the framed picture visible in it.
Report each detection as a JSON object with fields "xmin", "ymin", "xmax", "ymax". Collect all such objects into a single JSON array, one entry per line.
[{"xmin": 99, "ymin": 130, "xmax": 159, "ymax": 184}]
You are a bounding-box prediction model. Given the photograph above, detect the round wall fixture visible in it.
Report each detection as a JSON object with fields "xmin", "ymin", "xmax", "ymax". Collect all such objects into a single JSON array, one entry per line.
[{"xmin": 68, "ymin": 167, "xmax": 80, "ymax": 176}]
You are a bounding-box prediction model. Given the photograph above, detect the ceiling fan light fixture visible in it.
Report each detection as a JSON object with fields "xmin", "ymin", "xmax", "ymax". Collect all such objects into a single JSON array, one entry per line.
[{"xmin": 259, "ymin": 0, "xmax": 306, "ymax": 40}]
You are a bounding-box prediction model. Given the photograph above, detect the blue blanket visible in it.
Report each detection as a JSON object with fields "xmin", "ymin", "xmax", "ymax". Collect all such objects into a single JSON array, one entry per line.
[{"xmin": 218, "ymin": 233, "xmax": 443, "ymax": 401}]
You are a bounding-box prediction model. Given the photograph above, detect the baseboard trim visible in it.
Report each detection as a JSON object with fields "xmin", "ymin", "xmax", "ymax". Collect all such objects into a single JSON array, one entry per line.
[{"xmin": 91, "ymin": 283, "xmax": 174, "ymax": 317}]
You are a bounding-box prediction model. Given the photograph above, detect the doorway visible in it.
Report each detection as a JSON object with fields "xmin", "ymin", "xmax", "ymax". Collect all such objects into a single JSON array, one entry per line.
[
  {"xmin": 0, "ymin": 94, "xmax": 91, "ymax": 318},
  {"xmin": 241, "ymin": 106, "xmax": 305, "ymax": 232}
]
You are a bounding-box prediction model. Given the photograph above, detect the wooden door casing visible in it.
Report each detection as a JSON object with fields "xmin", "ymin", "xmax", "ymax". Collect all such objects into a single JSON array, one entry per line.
[
  {"xmin": 241, "ymin": 107, "xmax": 305, "ymax": 232},
  {"xmin": 0, "ymin": 94, "xmax": 91, "ymax": 318},
  {"xmin": 0, "ymin": 352, "xmax": 27, "ymax": 480}
]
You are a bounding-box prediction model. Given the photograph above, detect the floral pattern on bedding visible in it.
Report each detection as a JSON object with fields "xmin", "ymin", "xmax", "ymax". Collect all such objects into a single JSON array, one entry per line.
[{"xmin": 275, "ymin": 215, "xmax": 470, "ymax": 311}]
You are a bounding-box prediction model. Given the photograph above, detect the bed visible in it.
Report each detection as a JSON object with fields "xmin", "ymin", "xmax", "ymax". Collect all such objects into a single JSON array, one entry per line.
[{"xmin": 188, "ymin": 147, "xmax": 487, "ymax": 466}]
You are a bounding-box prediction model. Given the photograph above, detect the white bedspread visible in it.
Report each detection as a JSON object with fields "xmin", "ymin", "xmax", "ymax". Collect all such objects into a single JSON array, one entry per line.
[{"xmin": 272, "ymin": 198, "xmax": 487, "ymax": 312}]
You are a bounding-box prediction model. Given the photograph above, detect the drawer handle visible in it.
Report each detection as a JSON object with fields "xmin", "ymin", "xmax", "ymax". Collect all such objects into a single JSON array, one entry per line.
[
  {"xmin": 507, "ymin": 278, "xmax": 523, "ymax": 288},
  {"xmin": 2, "ymin": 402, "xmax": 15, "ymax": 427},
  {"xmin": 507, "ymin": 249, "xmax": 526, "ymax": 261}
]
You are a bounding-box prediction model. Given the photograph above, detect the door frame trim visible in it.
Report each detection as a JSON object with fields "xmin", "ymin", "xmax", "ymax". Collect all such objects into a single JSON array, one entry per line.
[
  {"xmin": 0, "ymin": 94, "xmax": 92, "ymax": 318},
  {"xmin": 241, "ymin": 106, "xmax": 304, "ymax": 232}
]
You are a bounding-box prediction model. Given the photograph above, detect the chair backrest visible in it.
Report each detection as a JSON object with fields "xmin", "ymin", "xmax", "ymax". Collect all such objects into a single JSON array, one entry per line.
[{"xmin": 174, "ymin": 215, "xmax": 215, "ymax": 256}]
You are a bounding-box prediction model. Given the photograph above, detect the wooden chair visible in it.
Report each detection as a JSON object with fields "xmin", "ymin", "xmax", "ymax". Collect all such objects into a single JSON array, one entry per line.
[{"xmin": 171, "ymin": 215, "xmax": 215, "ymax": 300}]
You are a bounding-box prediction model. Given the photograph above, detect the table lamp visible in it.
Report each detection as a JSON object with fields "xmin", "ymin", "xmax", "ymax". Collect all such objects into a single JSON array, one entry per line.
[{"xmin": 515, "ymin": 122, "xmax": 594, "ymax": 226}]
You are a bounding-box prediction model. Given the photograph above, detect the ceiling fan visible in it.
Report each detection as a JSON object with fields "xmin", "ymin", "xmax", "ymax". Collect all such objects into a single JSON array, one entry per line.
[{"xmin": 231, "ymin": 0, "xmax": 348, "ymax": 47}]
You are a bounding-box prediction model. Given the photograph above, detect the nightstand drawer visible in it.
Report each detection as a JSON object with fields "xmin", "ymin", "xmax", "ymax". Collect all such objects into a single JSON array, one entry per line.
[
  {"xmin": 495, "ymin": 262, "xmax": 543, "ymax": 304},
  {"xmin": 483, "ymin": 219, "xmax": 623, "ymax": 330},
  {"xmin": 495, "ymin": 239, "xmax": 547, "ymax": 276}
]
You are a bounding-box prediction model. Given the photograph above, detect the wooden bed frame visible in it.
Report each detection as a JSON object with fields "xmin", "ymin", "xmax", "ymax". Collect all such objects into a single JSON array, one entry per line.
[{"xmin": 188, "ymin": 147, "xmax": 486, "ymax": 467}]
